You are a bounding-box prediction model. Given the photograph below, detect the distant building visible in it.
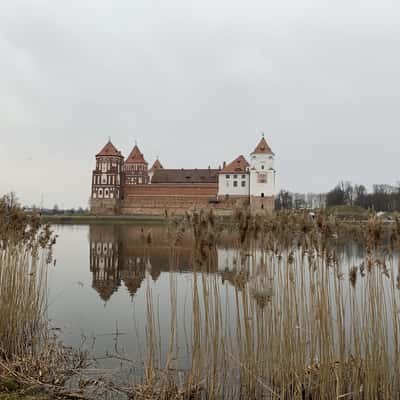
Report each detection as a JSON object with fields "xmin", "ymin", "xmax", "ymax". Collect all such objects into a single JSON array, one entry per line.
[
  {"xmin": 90, "ymin": 136, "xmax": 277, "ymax": 215},
  {"xmin": 305, "ymin": 193, "xmax": 327, "ymax": 209}
]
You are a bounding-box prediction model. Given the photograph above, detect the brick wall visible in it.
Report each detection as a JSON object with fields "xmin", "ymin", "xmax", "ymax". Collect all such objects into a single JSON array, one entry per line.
[
  {"xmin": 91, "ymin": 183, "xmax": 274, "ymax": 216},
  {"xmin": 123, "ymin": 183, "xmax": 218, "ymax": 197},
  {"xmin": 121, "ymin": 195, "xmax": 249, "ymax": 216},
  {"xmin": 91, "ymin": 198, "xmax": 121, "ymax": 215}
]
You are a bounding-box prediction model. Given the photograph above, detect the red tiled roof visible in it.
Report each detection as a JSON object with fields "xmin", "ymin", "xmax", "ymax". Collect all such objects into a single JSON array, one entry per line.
[
  {"xmin": 96, "ymin": 141, "xmax": 123, "ymax": 157},
  {"xmin": 150, "ymin": 159, "xmax": 163, "ymax": 171},
  {"xmin": 151, "ymin": 169, "xmax": 219, "ymax": 184},
  {"xmin": 126, "ymin": 145, "xmax": 147, "ymax": 164},
  {"xmin": 252, "ymin": 137, "xmax": 274, "ymax": 155},
  {"xmin": 221, "ymin": 155, "xmax": 249, "ymax": 173}
]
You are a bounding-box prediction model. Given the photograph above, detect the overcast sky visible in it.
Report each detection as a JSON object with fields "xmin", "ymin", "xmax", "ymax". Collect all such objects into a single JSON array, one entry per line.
[{"xmin": 0, "ymin": 0, "xmax": 399, "ymax": 208}]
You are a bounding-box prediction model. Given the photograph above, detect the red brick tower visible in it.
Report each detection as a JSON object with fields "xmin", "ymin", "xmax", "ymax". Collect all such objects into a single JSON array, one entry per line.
[
  {"xmin": 124, "ymin": 143, "xmax": 149, "ymax": 185},
  {"xmin": 91, "ymin": 140, "xmax": 124, "ymax": 214}
]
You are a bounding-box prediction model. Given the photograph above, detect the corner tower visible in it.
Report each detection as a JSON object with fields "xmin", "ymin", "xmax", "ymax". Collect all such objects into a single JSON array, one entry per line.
[
  {"xmin": 91, "ymin": 140, "xmax": 124, "ymax": 215},
  {"xmin": 249, "ymin": 136, "xmax": 276, "ymax": 213},
  {"xmin": 124, "ymin": 144, "xmax": 149, "ymax": 185}
]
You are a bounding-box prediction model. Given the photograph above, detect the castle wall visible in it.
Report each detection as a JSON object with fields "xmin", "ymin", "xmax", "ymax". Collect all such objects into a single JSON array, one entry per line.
[
  {"xmin": 121, "ymin": 192, "xmax": 249, "ymax": 216},
  {"xmin": 123, "ymin": 183, "xmax": 218, "ymax": 197},
  {"xmin": 218, "ymin": 173, "xmax": 250, "ymax": 197},
  {"xmin": 250, "ymin": 195, "xmax": 275, "ymax": 214},
  {"xmin": 91, "ymin": 198, "xmax": 121, "ymax": 215}
]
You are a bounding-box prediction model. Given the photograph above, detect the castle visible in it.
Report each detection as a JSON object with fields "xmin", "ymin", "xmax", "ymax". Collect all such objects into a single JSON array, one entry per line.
[{"xmin": 90, "ymin": 136, "xmax": 277, "ymax": 216}]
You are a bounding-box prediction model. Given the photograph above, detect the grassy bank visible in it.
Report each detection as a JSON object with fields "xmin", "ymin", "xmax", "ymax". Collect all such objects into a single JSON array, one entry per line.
[
  {"xmin": 41, "ymin": 207, "xmax": 400, "ymax": 226},
  {"xmin": 40, "ymin": 213, "xmax": 168, "ymax": 225},
  {"xmin": 0, "ymin": 378, "xmax": 49, "ymax": 400}
]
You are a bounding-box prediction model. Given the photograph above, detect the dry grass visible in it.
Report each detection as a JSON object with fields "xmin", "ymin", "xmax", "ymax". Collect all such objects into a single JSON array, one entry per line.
[
  {"xmin": 0, "ymin": 195, "xmax": 87, "ymax": 398},
  {"xmin": 0, "ymin": 195, "xmax": 56, "ymax": 359},
  {"xmin": 130, "ymin": 209, "xmax": 400, "ymax": 399}
]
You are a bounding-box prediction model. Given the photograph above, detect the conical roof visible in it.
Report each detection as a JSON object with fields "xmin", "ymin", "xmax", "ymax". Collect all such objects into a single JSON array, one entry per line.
[
  {"xmin": 150, "ymin": 159, "xmax": 163, "ymax": 172},
  {"xmin": 221, "ymin": 155, "xmax": 249, "ymax": 173},
  {"xmin": 126, "ymin": 145, "xmax": 147, "ymax": 164},
  {"xmin": 96, "ymin": 140, "xmax": 123, "ymax": 157},
  {"xmin": 252, "ymin": 137, "xmax": 274, "ymax": 155}
]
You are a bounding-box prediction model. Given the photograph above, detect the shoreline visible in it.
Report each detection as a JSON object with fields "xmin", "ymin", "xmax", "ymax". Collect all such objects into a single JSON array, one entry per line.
[{"xmin": 40, "ymin": 214, "xmax": 169, "ymax": 225}]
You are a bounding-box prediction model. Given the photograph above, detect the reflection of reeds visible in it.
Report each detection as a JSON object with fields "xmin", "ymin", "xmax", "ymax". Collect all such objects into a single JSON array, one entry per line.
[{"xmin": 132, "ymin": 211, "xmax": 400, "ymax": 399}]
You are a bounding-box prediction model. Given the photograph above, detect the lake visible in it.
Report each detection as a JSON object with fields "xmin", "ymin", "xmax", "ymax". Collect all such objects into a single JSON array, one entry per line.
[{"xmin": 47, "ymin": 221, "xmax": 400, "ymax": 398}]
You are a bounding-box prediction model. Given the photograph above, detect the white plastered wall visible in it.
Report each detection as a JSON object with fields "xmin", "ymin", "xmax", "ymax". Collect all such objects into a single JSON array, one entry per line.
[{"xmin": 218, "ymin": 173, "xmax": 250, "ymax": 197}]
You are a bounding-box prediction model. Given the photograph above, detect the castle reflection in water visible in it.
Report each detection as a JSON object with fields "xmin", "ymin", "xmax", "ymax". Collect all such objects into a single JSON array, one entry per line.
[
  {"xmin": 89, "ymin": 224, "xmax": 222, "ymax": 302},
  {"xmin": 89, "ymin": 224, "xmax": 366, "ymax": 303}
]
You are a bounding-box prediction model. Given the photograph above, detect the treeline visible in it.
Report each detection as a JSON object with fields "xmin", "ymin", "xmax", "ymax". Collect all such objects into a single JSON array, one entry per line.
[
  {"xmin": 326, "ymin": 182, "xmax": 400, "ymax": 212},
  {"xmin": 275, "ymin": 182, "xmax": 400, "ymax": 212}
]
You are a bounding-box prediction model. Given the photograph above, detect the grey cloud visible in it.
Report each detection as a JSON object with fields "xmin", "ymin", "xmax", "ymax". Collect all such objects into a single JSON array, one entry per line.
[{"xmin": 0, "ymin": 0, "xmax": 399, "ymax": 207}]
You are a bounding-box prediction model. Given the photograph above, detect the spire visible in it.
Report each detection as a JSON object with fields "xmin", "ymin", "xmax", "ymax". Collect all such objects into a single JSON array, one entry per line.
[
  {"xmin": 125, "ymin": 144, "xmax": 147, "ymax": 164},
  {"xmin": 150, "ymin": 159, "xmax": 163, "ymax": 172},
  {"xmin": 252, "ymin": 136, "xmax": 274, "ymax": 155},
  {"xmin": 96, "ymin": 140, "xmax": 123, "ymax": 157}
]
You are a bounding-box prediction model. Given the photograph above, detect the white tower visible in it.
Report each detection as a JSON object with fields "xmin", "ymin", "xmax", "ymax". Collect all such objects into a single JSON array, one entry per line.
[{"xmin": 249, "ymin": 136, "xmax": 276, "ymax": 213}]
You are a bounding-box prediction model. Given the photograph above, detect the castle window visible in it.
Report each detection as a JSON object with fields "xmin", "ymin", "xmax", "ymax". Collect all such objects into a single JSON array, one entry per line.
[
  {"xmin": 233, "ymin": 181, "xmax": 238, "ymax": 187},
  {"xmin": 261, "ymin": 165, "xmax": 265, "ymax": 170},
  {"xmin": 261, "ymin": 193, "xmax": 265, "ymax": 198},
  {"xmin": 258, "ymin": 173, "xmax": 267, "ymax": 183},
  {"xmin": 226, "ymin": 175, "xmax": 230, "ymax": 179},
  {"xmin": 99, "ymin": 189, "xmax": 103, "ymax": 198},
  {"xmin": 241, "ymin": 181, "xmax": 246, "ymax": 187},
  {"xmin": 233, "ymin": 175, "xmax": 237, "ymax": 179},
  {"xmin": 242, "ymin": 175, "xmax": 246, "ymax": 179},
  {"xmin": 105, "ymin": 189, "xmax": 109, "ymax": 197}
]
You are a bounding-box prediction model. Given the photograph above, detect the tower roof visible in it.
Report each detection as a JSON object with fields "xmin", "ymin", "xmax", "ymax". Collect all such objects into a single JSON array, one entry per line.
[
  {"xmin": 125, "ymin": 145, "xmax": 147, "ymax": 164},
  {"xmin": 251, "ymin": 137, "xmax": 274, "ymax": 155},
  {"xmin": 150, "ymin": 159, "xmax": 163, "ymax": 172},
  {"xmin": 96, "ymin": 140, "xmax": 123, "ymax": 157},
  {"xmin": 221, "ymin": 155, "xmax": 249, "ymax": 173}
]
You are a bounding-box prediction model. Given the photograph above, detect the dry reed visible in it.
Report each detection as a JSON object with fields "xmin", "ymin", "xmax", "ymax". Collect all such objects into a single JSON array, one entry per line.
[{"xmin": 131, "ymin": 209, "xmax": 400, "ymax": 399}]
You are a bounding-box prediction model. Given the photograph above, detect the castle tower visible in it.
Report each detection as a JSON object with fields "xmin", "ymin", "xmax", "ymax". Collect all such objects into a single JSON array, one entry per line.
[
  {"xmin": 89, "ymin": 225, "xmax": 121, "ymax": 302},
  {"xmin": 91, "ymin": 140, "xmax": 124, "ymax": 215},
  {"xmin": 149, "ymin": 158, "xmax": 163, "ymax": 183},
  {"xmin": 124, "ymin": 144, "xmax": 149, "ymax": 185},
  {"xmin": 249, "ymin": 136, "xmax": 276, "ymax": 213}
]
